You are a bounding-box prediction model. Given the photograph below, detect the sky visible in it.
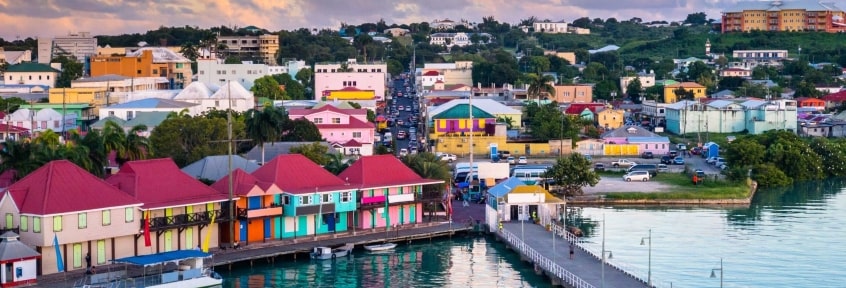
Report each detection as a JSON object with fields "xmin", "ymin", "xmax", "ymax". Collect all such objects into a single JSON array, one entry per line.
[{"xmin": 0, "ymin": 0, "xmax": 732, "ymax": 40}]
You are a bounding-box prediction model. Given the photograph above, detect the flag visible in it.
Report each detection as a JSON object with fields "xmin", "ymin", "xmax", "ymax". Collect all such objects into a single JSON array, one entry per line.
[
  {"xmin": 53, "ymin": 234, "xmax": 65, "ymax": 272},
  {"xmin": 143, "ymin": 210, "xmax": 151, "ymax": 247},
  {"xmin": 201, "ymin": 211, "xmax": 216, "ymax": 253}
]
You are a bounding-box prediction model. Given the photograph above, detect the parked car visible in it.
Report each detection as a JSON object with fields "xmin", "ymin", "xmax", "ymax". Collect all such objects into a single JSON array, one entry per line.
[
  {"xmin": 611, "ymin": 159, "xmax": 638, "ymax": 167},
  {"xmin": 439, "ymin": 153, "xmax": 457, "ymax": 162},
  {"xmin": 641, "ymin": 151, "xmax": 654, "ymax": 159},
  {"xmin": 690, "ymin": 147, "xmax": 702, "ymax": 155},
  {"xmin": 657, "ymin": 164, "xmax": 669, "ymax": 172},
  {"xmin": 518, "ymin": 156, "xmax": 528, "ymax": 164},
  {"xmin": 399, "ymin": 148, "xmax": 409, "ymax": 157},
  {"xmin": 507, "ymin": 156, "xmax": 516, "ymax": 164},
  {"xmin": 660, "ymin": 155, "xmax": 672, "ymax": 164},
  {"xmin": 628, "ymin": 164, "xmax": 658, "ymax": 177},
  {"xmin": 714, "ymin": 157, "xmax": 727, "ymax": 166},
  {"xmin": 668, "ymin": 150, "xmax": 679, "ymax": 158},
  {"xmin": 706, "ymin": 156, "xmax": 719, "ymax": 164},
  {"xmin": 594, "ymin": 163, "xmax": 606, "ymax": 172},
  {"xmin": 623, "ymin": 170, "xmax": 651, "ymax": 182},
  {"xmin": 673, "ymin": 156, "xmax": 685, "ymax": 165}
]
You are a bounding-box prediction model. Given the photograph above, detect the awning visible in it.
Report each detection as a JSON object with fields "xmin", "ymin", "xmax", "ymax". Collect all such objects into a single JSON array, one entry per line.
[{"xmin": 113, "ymin": 250, "xmax": 212, "ymax": 267}]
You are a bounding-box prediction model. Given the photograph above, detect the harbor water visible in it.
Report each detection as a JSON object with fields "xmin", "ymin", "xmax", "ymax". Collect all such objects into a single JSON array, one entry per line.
[{"xmin": 221, "ymin": 178, "xmax": 846, "ymax": 287}]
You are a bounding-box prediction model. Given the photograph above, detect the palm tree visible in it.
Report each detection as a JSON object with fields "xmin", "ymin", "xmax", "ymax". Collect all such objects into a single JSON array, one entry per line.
[
  {"xmin": 66, "ymin": 129, "xmax": 108, "ymax": 177},
  {"xmin": 496, "ymin": 116, "xmax": 515, "ymax": 130},
  {"xmin": 527, "ymin": 73, "xmax": 556, "ymax": 103},
  {"xmin": 32, "ymin": 130, "xmax": 61, "ymax": 147},
  {"xmin": 401, "ymin": 152, "xmax": 452, "ymax": 220},
  {"xmin": 180, "ymin": 42, "xmax": 200, "ymax": 61},
  {"xmin": 102, "ymin": 120, "xmax": 151, "ymax": 166},
  {"xmin": 323, "ymin": 152, "xmax": 352, "ymax": 175},
  {"xmin": 244, "ymin": 105, "xmax": 287, "ymax": 164},
  {"xmin": 0, "ymin": 140, "xmax": 36, "ymax": 178}
]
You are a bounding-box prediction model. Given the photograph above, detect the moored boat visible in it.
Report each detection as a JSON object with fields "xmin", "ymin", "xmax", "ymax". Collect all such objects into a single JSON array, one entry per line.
[
  {"xmin": 311, "ymin": 243, "xmax": 354, "ymax": 260},
  {"xmin": 75, "ymin": 250, "xmax": 222, "ymax": 288},
  {"xmin": 364, "ymin": 242, "xmax": 397, "ymax": 252}
]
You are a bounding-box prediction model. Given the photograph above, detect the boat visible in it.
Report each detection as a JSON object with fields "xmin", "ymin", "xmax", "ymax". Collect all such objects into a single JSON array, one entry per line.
[
  {"xmin": 364, "ymin": 242, "xmax": 397, "ymax": 252},
  {"xmin": 74, "ymin": 250, "xmax": 222, "ymax": 288},
  {"xmin": 311, "ymin": 243, "xmax": 354, "ymax": 260}
]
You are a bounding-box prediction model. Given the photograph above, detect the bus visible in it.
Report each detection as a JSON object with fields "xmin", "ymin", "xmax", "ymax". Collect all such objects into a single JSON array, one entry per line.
[{"xmin": 510, "ymin": 165, "xmax": 552, "ymax": 185}]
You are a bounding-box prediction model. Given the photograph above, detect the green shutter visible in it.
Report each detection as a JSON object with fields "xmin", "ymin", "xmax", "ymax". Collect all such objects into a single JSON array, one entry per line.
[
  {"xmin": 102, "ymin": 210, "xmax": 111, "ymax": 226},
  {"xmin": 20, "ymin": 216, "xmax": 27, "ymax": 232},
  {"xmin": 72, "ymin": 244, "xmax": 82, "ymax": 268},
  {"xmin": 53, "ymin": 216, "xmax": 62, "ymax": 232},
  {"xmin": 97, "ymin": 240, "xmax": 106, "ymax": 264},
  {"xmin": 33, "ymin": 217, "xmax": 41, "ymax": 233},
  {"xmin": 5, "ymin": 213, "xmax": 12, "ymax": 228},
  {"xmin": 78, "ymin": 213, "xmax": 87, "ymax": 229},
  {"xmin": 125, "ymin": 208, "xmax": 134, "ymax": 223}
]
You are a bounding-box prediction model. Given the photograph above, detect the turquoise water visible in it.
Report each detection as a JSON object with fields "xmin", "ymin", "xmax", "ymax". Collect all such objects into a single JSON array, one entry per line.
[
  {"xmin": 221, "ymin": 179, "xmax": 846, "ymax": 287},
  {"xmin": 219, "ymin": 236, "xmax": 553, "ymax": 288}
]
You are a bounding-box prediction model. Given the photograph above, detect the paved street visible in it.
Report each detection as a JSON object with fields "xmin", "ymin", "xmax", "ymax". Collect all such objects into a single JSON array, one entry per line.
[{"xmin": 380, "ymin": 75, "xmax": 423, "ymax": 156}]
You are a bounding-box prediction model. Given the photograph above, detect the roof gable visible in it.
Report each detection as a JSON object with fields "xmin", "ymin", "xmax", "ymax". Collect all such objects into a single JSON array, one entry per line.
[
  {"xmin": 251, "ymin": 154, "xmax": 347, "ymax": 194},
  {"xmin": 106, "ymin": 158, "xmax": 228, "ymax": 209},
  {"xmin": 210, "ymin": 169, "xmax": 270, "ymax": 197},
  {"xmin": 7, "ymin": 160, "xmax": 141, "ymax": 215},
  {"xmin": 432, "ymin": 104, "xmax": 496, "ymax": 119},
  {"xmin": 181, "ymin": 155, "xmax": 261, "ymax": 181},
  {"xmin": 565, "ymin": 103, "xmax": 605, "ymax": 115},
  {"xmin": 337, "ymin": 155, "xmax": 442, "ymax": 188}
]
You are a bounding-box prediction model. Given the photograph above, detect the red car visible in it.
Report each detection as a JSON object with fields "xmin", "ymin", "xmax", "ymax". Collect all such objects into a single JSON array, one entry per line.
[{"xmin": 690, "ymin": 147, "xmax": 702, "ymax": 155}]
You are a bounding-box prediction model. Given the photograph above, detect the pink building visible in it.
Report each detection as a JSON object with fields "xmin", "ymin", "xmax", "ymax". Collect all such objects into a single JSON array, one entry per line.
[
  {"xmin": 288, "ymin": 105, "xmax": 375, "ymax": 155},
  {"xmin": 314, "ymin": 72, "xmax": 386, "ymax": 101},
  {"xmin": 338, "ymin": 155, "xmax": 444, "ymax": 230}
]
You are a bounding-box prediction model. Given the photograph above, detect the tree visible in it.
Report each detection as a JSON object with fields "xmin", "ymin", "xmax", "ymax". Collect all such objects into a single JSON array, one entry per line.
[
  {"xmin": 673, "ymin": 87, "xmax": 696, "ymax": 101},
  {"xmin": 684, "ymin": 12, "xmax": 708, "ymax": 25},
  {"xmin": 496, "ymin": 116, "xmax": 515, "ymax": 130},
  {"xmin": 295, "ymin": 68, "xmax": 314, "ymax": 87},
  {"xmin": 150, "ymin": 116, "xmax": 233, "ymax": 167},
  {"xmin": 526, "ymin": 73, "xmax": 556, "ymax": 102},
  {"xmin": 751, "ymin": 163, "xmax": 792, "ymax": 187},
  {"xmin": 324, "ymin": 152, "xmax": 352, "ymax": 175},
  {"xmin": 280, "ymin": 118, "xmax": 322, "ymax": 141},
  {"xmin": 626, "ymin": 78, "xmax": 643, "ymax": 103},
  {"xmin": 244, "ymin": 105, "xmax": 287, "ymax": 164},
  {"xmin": 527, "ymin": 102, "xmax": 565, "ymax": 141},
  {"xmin": 53, "ymin": 55, "xmax": 83, "ymax": 88},
  {"xmin": 251, "ymin": 76, "xmax": 286, "ymax": 100},
  {"xmin": 224, "ymin": 56, "xmax": 241, "ymax": 64},
  {"xmin": 401, "ymin": 152, "xmax": 450, "ymax": 194},
  {"xmin": 179, "ymin": 42, "xmax": 199, "ymax": 61},
  {"xmin": 723, "ymin": 138, "xmax": 766, "ymax": 167},
  {"xmin": 102, "ymin": 120, "xmax": 152, "ymax": 166},
  {"xmin": 544, "ymin": 154, "xmax": 600, "ymax": 196},
  {"xmin": 272, "ymin": 74, "xmax": 306, "ymax": 100},
  {"xmin": 347, "ymin": 102, "xmax": 376, "ymax": 122},
  {"xmin": 290, "ymin": 142, "xmax": 330, "ymax": 165}
]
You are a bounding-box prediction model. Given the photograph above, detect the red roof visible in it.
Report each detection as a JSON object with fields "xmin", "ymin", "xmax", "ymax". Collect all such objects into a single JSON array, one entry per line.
[
  {"xmin": 565, "ymin": 103, "xmax": 605, "ymax": 115},
  {"xmin": 343, "ymin": 139, "xmax": 363, "ymax": 147},
  {"xmin": 288, "ymin": 104, "xmax": 367, "ymax": 118},
  {"xmin": 5, "ymin": 160, "xmax": 141, "ymax": 215},
  {"xmin": 434, "ymin": 80, "xmax": 444, "ymax": 84},
  {"xmin": 211, "ymin": 169, "xmax": 274, "ymax": 196},
  {"xmin": 338, "ymin": 86, "xmax": 364, "ymax": 91},
  {"xmin": 251, "ymin": 154, "xmax": 348, "ymax": 194},
  {"xmin": 337, "ymin": 155, "xmax": 444, "ymax": 189},
  {"xmin": 0, "ymin": 125, "xmax": 29, "ymax": 133},
  {"xmin": 314, "ymin": 115, "xmax": 375, "ymax": 129},
  {"xmin": 106, "ymin": 158, "xmax": 229, "ymax": 209},
  {"xmin": 423, "ymin": 71, "xmax": 440, "ymax": 76},
  {"xmin": 823, "ymin": 91, "xmax": 846, "ymax": 102}
]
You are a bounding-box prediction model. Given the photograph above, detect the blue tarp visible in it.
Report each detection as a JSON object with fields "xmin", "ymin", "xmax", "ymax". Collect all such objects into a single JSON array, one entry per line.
[
  {"xmin": 487, "ymin": 177, "xmax": 526, "ymax": 198},
  {"xmin": 113, "ymin": 250, "xmax": 211, "ymax": 267}
]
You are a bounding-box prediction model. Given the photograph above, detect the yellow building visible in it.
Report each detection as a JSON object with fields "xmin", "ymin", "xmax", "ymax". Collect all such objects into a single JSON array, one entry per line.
[
  {"xmin": 327, "ymin": 87, "xmax": 376, "ymax": 100},
  {"xmin": 663, "ymin": 82, "xmax": 706, "ymax": 104},
  {"xmin": 89, "ymin": 47, "xmax": 192, "ymax": 89},
  {"xmin": 721, "ymin": 1, "xmax": 846, "ymax": 33},
  {"xmin": 432, "ymin": 135, "xmax": 558, "ymax": 156},
  {"xmin": 49, "ymin": 88, "xmax": 108, "ymax": 114},
  {"xmin": 597, "ymin": 109, "xmax": 625, "ymax": 129}
]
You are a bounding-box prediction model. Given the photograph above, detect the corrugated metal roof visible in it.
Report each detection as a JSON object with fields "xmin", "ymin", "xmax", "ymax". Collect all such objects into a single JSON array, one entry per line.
[
  {"xmin": 338, "ymin": 155, "xmax": 443, "ymax": 189},
  {"xmin": 107, "ymin": 98, "xmax": 197, "ymax": 109},
  {"xmin": 428, "ymin": 99, "xmax": 519, "ymax": 117},
  {"xmin": 182, "ymin": 155, "xmax": 261, "ymax": 182},
  {"xmin": 431, "ymin": 104, "xmax": 496, "ymax": 119}
]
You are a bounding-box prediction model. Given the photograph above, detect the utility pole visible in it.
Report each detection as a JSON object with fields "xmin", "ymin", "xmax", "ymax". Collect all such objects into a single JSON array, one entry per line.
[{"xmin": 226, "ymin": 80, "xmax": 235, "ymax": 247}]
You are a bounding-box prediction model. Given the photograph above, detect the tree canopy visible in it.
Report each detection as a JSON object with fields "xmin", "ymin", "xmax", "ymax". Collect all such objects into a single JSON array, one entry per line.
[{"xmin": 544, "ymin": 154, "xmax": 600, "ymax": 196}]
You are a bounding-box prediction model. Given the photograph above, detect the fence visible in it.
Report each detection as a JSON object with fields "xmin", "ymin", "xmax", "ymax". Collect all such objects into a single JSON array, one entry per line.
[{"xmin": 500, "ymin": 229, "xmax": 596, "ymax": 288}]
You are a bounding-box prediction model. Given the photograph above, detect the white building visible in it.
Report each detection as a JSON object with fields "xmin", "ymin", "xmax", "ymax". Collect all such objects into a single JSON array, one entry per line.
[
  {"xmin": 533, "ymin": 21, "xmax": 568, "ymax": 33},
  {"xmin": 3, "ymin": 108, "xmax": 77, "ymax": 133},
  {"xmin": 196, "ymin": 59, "xmax": 269, "ymax": 90},
  {"xmin": 313, "ymin": 59, "xmax": 387, "ymax": 74},
  {"xmin": 99, "ymin": 98, "xmax": 201, "ymax": 120},
  {"xmin": 0, "ymin": 48, "xmax": 32, "ymax": 65},
  {"xmin": 172, "ymin": 81, "xmax": 255, "ymax": 112},
  {"xmin": 37, "ymin": 32, "xmax": 97, "ymax": 63},
  {"xmin": 419, "ymin": 62, "xmax": 474, "ymax": 88},
  {"xmin": 620, "ymin": 72, "xmax": 656, "ymax": 94},
  {"xmin": 3, "ymin": 63, "xmax": 61, "ymax": 88},
  {"xmin": 429, "ymin": 33, "xmax": 492, "ymax": 48}
]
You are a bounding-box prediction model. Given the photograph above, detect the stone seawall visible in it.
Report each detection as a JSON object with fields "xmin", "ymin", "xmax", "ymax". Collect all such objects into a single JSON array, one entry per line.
[{"xmin": 568, "ymin": 181, "xmax": 758, "ymax": 206}]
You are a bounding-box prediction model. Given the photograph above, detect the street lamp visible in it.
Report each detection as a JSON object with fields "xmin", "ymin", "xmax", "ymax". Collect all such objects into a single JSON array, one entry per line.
[
  {"xmin": 640, "ymin": 229, "xmax": 652, "ymax": 287},
  {"xmin": 600, "ymin": 215, "xmax": 614, "ymax": 288},
  {"xmin": 710, "ymin": 258, "xmax": 724, "ymax": 288}
]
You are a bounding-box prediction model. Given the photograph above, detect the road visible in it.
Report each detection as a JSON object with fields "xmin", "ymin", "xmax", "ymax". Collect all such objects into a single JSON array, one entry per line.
[{"xmin": 381, "ymin": 74, "xmax": 423, "ymax": 157}]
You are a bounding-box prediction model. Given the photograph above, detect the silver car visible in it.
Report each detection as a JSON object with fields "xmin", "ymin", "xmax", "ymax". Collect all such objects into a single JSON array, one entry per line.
[{"xmin": 623, "ymin": 171, "xmax": 651, "ymax": 182}]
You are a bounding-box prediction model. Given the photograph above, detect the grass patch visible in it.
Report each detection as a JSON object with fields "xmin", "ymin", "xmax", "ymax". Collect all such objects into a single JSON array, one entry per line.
[{"xmin": 603, "ymin": 172, "xmax": 751, "ymax": 200}]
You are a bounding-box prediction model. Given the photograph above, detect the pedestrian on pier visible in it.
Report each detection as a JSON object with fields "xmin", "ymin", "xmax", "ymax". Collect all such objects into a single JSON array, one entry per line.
[{"xmin": 569, "ymin": 243, "xmax": 575, "ymax": 260}]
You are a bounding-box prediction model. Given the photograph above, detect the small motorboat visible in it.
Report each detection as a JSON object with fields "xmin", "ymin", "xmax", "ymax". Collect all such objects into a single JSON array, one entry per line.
[
  {"xmin": 311, "ymin": 244, "xmax": 354, "ymax": 260},
  {"xmin": 364, "ymin": 243, "xmax": 397, "ymax": 252}
]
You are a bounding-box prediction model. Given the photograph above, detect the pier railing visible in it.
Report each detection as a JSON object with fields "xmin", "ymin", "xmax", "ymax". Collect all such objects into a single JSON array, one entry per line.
[
  {"xmin": 500, "ymin": 229, "xmax": 595, "ymax": 288},
  {"xmin": 550, "ymin": 222, "xmax": 673, "ymax": 288}
]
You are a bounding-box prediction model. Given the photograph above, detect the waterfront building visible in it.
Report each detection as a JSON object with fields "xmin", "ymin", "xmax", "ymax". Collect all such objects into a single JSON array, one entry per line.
[
  {"xmin": 250, "ymin": 155, "xmax": 358, "ymax": 239},
  {"xmin": 338, "ymin": 155, "xmax": 444, "ymax": 230},
  {"xmin": 211, "ymin": 169, "xmax": 282, "ymax": 244},
  {"xmin": 0, "ymin": 160, "xmax": 144, "ymax": 275},
  {"xmin": 105, "ymin": 159, "xmax": 230, "ymax": 254}
]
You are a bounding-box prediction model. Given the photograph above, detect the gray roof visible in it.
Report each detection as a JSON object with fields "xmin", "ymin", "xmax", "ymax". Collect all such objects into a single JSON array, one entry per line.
[
  {"xmin": 124, "ymin": 111, "xmax": 171, "ymax": 128},
  {"xmin": 601, "ymin": 125, "xmax": 661, "ymax": 138},
  {"xmin": 0, "ymin": 232, "xmax": 40, "ymax": 261},
  {"xmin": 73, "ymin": 74, "xmax": 129, "ymax": 83},
  {"xmin": 244, "ymin": 141, "xmax": 332, "ymax": 164},
  {"xmin": 90, "ymin": 116, "xmax": 127, "ymax": 129},
  {"xmin": 181, "ymin": 155, "xmax": 261, "ymax": 181},
  {"xmin": 712, "ymin": 90, "xmax": 736, "ymax": 98},
  {"xmin": 107, "ymin": 98, "xmax": 197, "ymax": 109}
]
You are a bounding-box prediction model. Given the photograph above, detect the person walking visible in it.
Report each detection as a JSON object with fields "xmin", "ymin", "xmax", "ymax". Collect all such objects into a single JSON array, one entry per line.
[
  {"xmin": 85, "ymin": 252, "xmax": 91, "ymax": 269},
  {"xmin": 569, "ymin": 243, "xmax": 575, "ymax": 260}
]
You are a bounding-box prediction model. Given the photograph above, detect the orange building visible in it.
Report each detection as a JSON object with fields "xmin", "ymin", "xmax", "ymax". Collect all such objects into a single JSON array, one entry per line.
[
  {"xmin": 89, "ymin": 47, "xmax": 192, "ymax": 89},
  {"xmin": 552, "ymin": 84, "xmax": 593, "ymax": 103},
  {"xmin": 795, "ymin": 97, "xmax": 826, "ymax": 111}
]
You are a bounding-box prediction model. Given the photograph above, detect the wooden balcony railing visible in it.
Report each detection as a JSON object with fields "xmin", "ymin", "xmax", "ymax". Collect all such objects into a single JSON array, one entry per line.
[{"xmin": 142, "ymin": 210, "xmax": 227, "ymax": 231}]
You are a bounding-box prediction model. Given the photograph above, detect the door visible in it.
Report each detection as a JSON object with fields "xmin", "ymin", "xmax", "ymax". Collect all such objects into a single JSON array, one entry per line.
[
  {"xmin": 327, "ymin": 213, "xmax": 336, "ymax": 231},
  {"xmin": 164, "ymin": 231, "xmax": 173, "ymax": 251},
  {"xmin": 409, "ymin": 205, "xmax": 416, "ymax": 223},
  {"xmin": 186, "ymin": 227, "xmax": 194, "ymax": 249},
  {"xmin": 528, "ymin": 205, "xmax": 539, "ymax": 222},
  {"xmin": 239, "ymin": 220, "xmax": 247, "ymax": 242},
  {"xmin": 297, "ymin": 216, "xmax": 308, "ymax": 237},
  {"xmin": 399, "ymin": 205, "xmax": 405, "ymax": 225},
  {"xmin": 510, "ymin": 205, "xmax": 519, "ymax": 221},
  {"xmin": 96, "ymin": 240, "xmax": 106, "ymax": 265},
  {"xmin": 264, "ymin": 218, "xmax": 271, "ymax": 239}
]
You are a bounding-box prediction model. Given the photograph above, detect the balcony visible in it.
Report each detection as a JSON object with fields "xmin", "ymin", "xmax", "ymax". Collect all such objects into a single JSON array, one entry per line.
[
  {"xmin": 360, "ymin": 195, "xmax": 386, "ymax": 209},
  {"xmin": 236, "ymin": 204, "xmax": 284, "ymax": 219},
  {"xmin": 295, "ymin": 203, "xmax": 336, "ymax": 216},
  {"xmin": 143, "ymin": 210, "xmax": 227, "ymax": 231}
]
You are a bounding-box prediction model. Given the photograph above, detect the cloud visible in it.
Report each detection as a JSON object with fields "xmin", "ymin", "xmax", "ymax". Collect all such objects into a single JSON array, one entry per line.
[{"xmin": 0, "ymin": 0, "xmax": 729, "ymax": 39}]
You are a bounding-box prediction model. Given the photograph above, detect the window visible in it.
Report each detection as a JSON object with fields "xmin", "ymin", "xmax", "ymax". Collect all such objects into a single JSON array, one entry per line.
[
  {"xmin": 126, "ymin": 111, "xmax": 134, "ymax": 119},
  {"xmin": 284, "ymin": 196, "xmax": 290, "ymax": 205},
  {"xmin": 125, "ymin": 208, "xmax": 134, "ymax": 222},
  {"xmin": 4, "ymin": 213, "xmax": 11, "ymax": 228},
  {"xmin": 33, "ymin": 217, "xmax": 41, "ymax": 233},
  {"xmin": 39, "ymin": 75, "xmax": 42, "ymax": 80},
  {"xmin": 137, "ymin": 70, "xmax": 142, "ymax": 74},
  {"xmin": 102, "ymin": 210, "xmax": 111, "ymax": 226},
  {"xmin": 152, "ymin": 69, "xmax": 158, "ymax": 74},
  {"xmin": 78, "ymin": 213, "xmax": 87, "ymax": 229},
  {"xmin": 20, "ymin": 216, "xmax": 27, "ymax": 232},
  {"xmin": 299, "ymin": 195, "xmax": 312, "ymax": 205},
  {"xmin": 332, "ymin": 118, "xmax": 341, "ymax": 124},
  {"xmin": 322, "ymin": 193, "xmax": 332, "ymax": 203},
  {"xmin": 53, "ymin": 216, "xmax": 63, "ymax": 232},
  {"xmin": 199, "ymin": 70, "xmax": 204, "ymax": 75},
  {"xmin": 313, "ymin": 118, "xmax": 323, "ymax": 124},
  {"xmin": 73, "ymin": 244, "xmax": 82, "ymax": 268},
  {"xmin": 341, "ymin": 192, "xmax": 351, "ymax": 202},
  {"xmin": 352, "ymin": 132, "xmax": 361, "ymax": 138},
  {"xmin": 176, "ymin": 63, "xmax": 184, "ymax": 69},
  {"xmin": 28, "ymin": 76, "xmax": 32, "ymax": 80}
]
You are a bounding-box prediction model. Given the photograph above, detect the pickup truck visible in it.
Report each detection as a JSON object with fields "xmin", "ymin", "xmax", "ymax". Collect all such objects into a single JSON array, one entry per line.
[
  {"xmin": 611, "ymin": 159, "xmax": 638, "ymax": 167},
  {"xmin": 438, "ymin": 153, "xmax": 457, "ymax": 162}
]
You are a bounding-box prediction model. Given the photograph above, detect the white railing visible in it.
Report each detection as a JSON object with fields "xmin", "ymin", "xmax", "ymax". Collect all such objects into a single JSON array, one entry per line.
[
  {"xmin": 500, "ymin": 229, "xmax": 596, "ymax": 288},
  {"xmin": 550, "ymin": 222, "xmax": 674, "ymax": 288}
]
